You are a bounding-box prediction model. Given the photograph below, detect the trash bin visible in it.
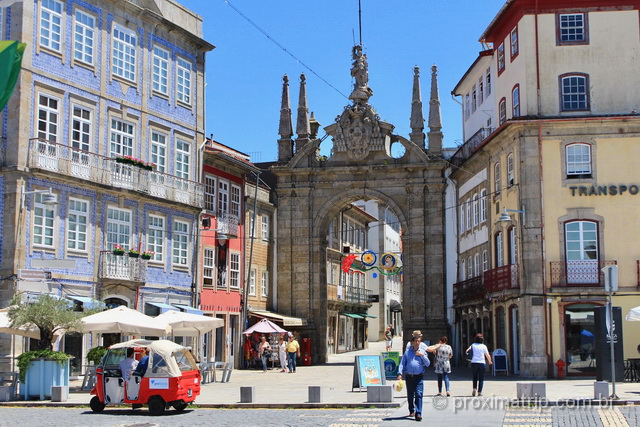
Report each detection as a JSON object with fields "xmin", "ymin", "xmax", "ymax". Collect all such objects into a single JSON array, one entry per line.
[{"xmin": 301, "ymin": 337, "xmax": 312, "ymax": 366}]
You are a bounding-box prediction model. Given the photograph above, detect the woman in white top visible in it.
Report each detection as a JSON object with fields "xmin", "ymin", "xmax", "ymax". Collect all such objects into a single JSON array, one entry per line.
[
  {"xmin": 466, "ymin": 333, "xmax": 492, "ymax": 396},
  {"xmin": 278, "ymin": 335, "xmax": 288, "ymax": 373}
]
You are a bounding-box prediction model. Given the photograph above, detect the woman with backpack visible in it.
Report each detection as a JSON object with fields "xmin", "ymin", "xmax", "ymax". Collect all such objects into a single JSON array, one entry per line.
[
  {"xmin": 466, "ymin": 333, "xmax": 492, "ymax": 396},
  {"xmin": 258, "ymin": 335, "xmax": 272, "ymax": 372}
]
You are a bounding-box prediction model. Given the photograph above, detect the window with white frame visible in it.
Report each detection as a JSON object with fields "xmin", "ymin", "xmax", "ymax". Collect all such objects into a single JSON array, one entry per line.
[
  {"xmin": 37, "ymin": 94, "xmax": 60, "ymax": 142},
  {"xmin": 0, "ymin": 7, "xmax": 4, "ymax": 41},
  {"xmin": 486, "ymin": 68, "xmax": 491, "ymax": 96},
  {"xmin": 261, "ymin": 271, "xmax": 268, "ymax": 297},
  {"xmin": 468, "ymin": 256, "xmax": 473, "ymax": 278},
  {"xmin": 474, "ymin": 253, "xmax": 480, "ymax": 277},
  {"xmin": 349, "ymin": 225, "xmax": 355, "ymax": 245},
  {"xmin": 360, "ymin": 230, "xmax": 365, "ymax": 249},
  {"xmin": 497, "ymin": 42, "xmax": 505, "ymax": 72},
  {"xmin": 478, "ymin": 78, "xmax": 484, "ymax": 104},
  {"xmin": 33, "ymin": 192, "xmax": 56, "ymax": 248},
  {"xmin": 175, "ymin": 140, "xmax": 190, "ymax": 180},
  {"xmin": 495, "ymin": 232, "xmax": 504, "ymax": 268},
  {"xmin": 460, "ymin": 259, "xmax": 466, "ymax": 280},
  {"xmin": 566, "ymin": 143, "xmax": 592, "ymax": 177},
  {"xmin": 147, "ymin": 215, "xmax": 164, "ymax": 262},
  {"xmin": 73, "ymin": 10, "xmax": 95, "ymax": 65},
  {"xmin": 229, "ymin": 253, "xmax": 240, "ymax": 288},
  {"xmin": 67, "ymin": 198, "xmax": 88, "ymax": 252},
  {"xmin": 150, "ymin": 131, "xmax": 167, "ymax": 173},
  {"xmin": 176, "ymin": 57, "xmax": 192, "ymax": 104},
  {"xmin": 471, "ymin": 85, "xmax": 477, "ymax": 113},
  {"xmin": 261, "ymin": 215, "xmax": 269, "ymax": 240},
  {"xmin": 249, "ymin": 215, "xmax": 255, "ymax": 238},
  {"xmin": 507, "ymin": 153, "xmax": 515, "ymax": 186},
  {"xmin": 112, "ymin": 25, "xmax": 137, "ymax": 82},
  {"xmin": 218, "ymin": 180, "xmax": 229, "ymax": 214},
  {"xmin": 558, "ymin": 13, "xmax": 587, "ymax": 44},
  {"xmin": 508, "ymin": 226, "xmax": 517, "ymax": 265},
  {"xmin": 472, "ymin": 194, "xmax": 479, "ymax": 227},
  {"xmin": 40, "ymin": 0, "xmax": 63, "ymax": 52},
  {"xmin": 202, "ymin": 248, "xmax": 214, "ymax": 288},
  {"xmin": 480, "ymin": 189, "xmax": 487, "ymax": 222},
  {"xmin": 459, "ymin": 205, "xmax": 465, "ymax": 235},
  {"xmin": 482, "ymin": 250, "xmax": 488, "ymax": 272},
  {"xmin": 510, "ymin": 27, "xmax": 518, "ymax": 58},
  {"xmin": 109, "ymin": 119, "xmax": 134, "ymax": 157},
  {"xmin": 465, "ymin": 200, "xmax": 471, "ymax": 231},
  {"xmin": 230, "ymin": 185, "xmax": 241, "ymax": 217},
  {"xmin": 249, "ymin": 269, "xmax": 256, "ymax": 295},
  {"xmin": 204, "ymin": 175, "xmax": 216, "ymax": 212},
  {"xmin": 499, "ymin": 98, "xmax": 506, "ymax": 125},
  {"xmin": 342, "ymin": 220, "xmax": 348, "ymax": 242},
  {"xmin": 106, "ymin": 207, "xmax": 131, "ymax": 250},
  {"xmin": 464, "ymin": 95, "xmax": 470, "ymax": 120},
  {"xmin": 152, "ymin": 46, "xmax": 169, "ymax": 95},
  {"xmin": 512, "ymin": 85, "xmax": 520, "ymax": 117},
  {"xmin": 71, "ymin": 106, "xmax": 91, "ymax": 153},
  {"xmin": 172, "ymin": 220, "xmax": 189, "ymax": 266},
  {"xmin": 494, "ymin": 162, "xmax": 501, "ymax": 194},
  {"xmin": 560, "ymin": 74, "xmax": 589, "ymax": 111}
]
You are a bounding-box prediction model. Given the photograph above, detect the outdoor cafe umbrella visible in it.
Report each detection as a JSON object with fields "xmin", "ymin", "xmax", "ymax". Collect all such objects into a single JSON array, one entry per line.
[
  {"xmin": 626, "ymin": 306, "xmax": 640, "ymax": 322},
  {"xmin": 155, "ymin": 310, "xmax": 224, "ymax": 336},
  {"xmin": 242, "ymin": 318, "xmax": 287, "ymax": 335},
  {"xmin": 0, "ymin": 308, "xmax": 39, "ymax": 339},
  {"xmin": 81, "ymin": 306, "xmax": 170, "ymax": 336}
]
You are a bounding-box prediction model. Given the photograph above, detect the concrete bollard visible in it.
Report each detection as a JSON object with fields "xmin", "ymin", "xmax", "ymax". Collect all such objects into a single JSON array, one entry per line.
[
  {"xmin": 516, "ymin": 383, "xmax": 546, "ymax": 399},
  {"xmin": 308, "ymin": 386, "xmax": 322, "ymax": 403},
  {"xmin": 594, "ymin": 381, "xmax": 609, "ymax": 399},
  {"xmin": 51, "ymin": 386, "xmax": 68, "ymax": 402},
  {"xmin": 367, "ymin": 385, "xmax": 393, "ymax": 403},
  {"xmin": 240, "ymin": 386, "xmax": 255, "ymax": 403}
]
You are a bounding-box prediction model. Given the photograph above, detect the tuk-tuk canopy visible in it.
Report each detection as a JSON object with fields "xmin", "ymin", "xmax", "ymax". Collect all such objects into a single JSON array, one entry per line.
[{"xmin": 110, "ymin": 339, "xmax": 197, "ymax": 378}]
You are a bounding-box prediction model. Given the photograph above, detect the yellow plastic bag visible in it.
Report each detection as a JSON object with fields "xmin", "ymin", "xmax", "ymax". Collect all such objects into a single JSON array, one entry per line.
[{"xmin": 394, "ymin": 379, "xmax": 404, "ymax": 392}]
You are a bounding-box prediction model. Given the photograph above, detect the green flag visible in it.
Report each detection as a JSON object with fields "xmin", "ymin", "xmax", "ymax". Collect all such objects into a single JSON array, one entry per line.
[{"xmin": 0, "ymin": 40, "xmax": 26, "ymax": 111}]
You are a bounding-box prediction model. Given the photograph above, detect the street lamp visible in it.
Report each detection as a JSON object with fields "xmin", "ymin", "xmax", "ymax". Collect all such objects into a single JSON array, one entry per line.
[
  {"xmin": 21, "ymin": 185, "xmax": 57, "ymax": 209},
  {"xmin": 497, "ymin": 205, "xmax": 526, "ymax": 226}
]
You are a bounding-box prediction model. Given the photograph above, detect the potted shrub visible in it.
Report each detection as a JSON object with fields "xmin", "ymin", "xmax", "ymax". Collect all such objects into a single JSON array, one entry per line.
[
  {"xmin": 141, "ymin": 251, "xmax": 154, "ymax": 260},
  {"xmin": 128, "ymin": 249, "xmax": 140, "ymax": 258},
  {"xmin": 86, "ymin": 346, "xmax": 107, "ymax": 366},
  {"xmin": 112, "ymin": 244, "xmax": 125, "ymax": 256}
]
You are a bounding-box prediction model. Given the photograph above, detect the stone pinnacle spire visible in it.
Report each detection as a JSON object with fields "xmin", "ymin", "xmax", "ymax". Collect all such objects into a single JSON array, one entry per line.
[
  {"xmin": 409, "ymin": 66, "xmax": 425, "ymax": 147},
  {"xmin": 277, "ymin": 74, "xmax": 294, "ymax": 162},
  {"xmin": 295, "ymin": 73, "xmax": 311, "ymax": 151},
  {"xmin": 427, "ymin": 65, "xmax": 443, "ymax": 155}
]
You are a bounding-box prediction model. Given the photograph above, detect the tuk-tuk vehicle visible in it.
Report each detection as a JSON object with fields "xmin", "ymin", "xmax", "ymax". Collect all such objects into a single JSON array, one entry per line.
[{"xmin": 90, "ymin": 339, "xmax": 201, "ymax": 415}]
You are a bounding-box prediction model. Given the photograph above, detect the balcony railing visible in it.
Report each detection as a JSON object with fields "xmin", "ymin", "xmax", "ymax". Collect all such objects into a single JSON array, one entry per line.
[
  {"xmin": 453, "ymin": 276, "xmax": 484, "ymax": 305},
  {"xmin": 550, "ymin": 260, "xmax": 617, "ymax": 287},
  {"xmin": 484, "ymin": 264, "xmax": 519, "ymax": 293},
  {"xmin": 327, "ymin": 283, "xmax": 372, "ymax": 304},
  {"xmin": 99, "ymin": 252, "xmax": 147, "ymax": 282},
  {"xmin": 28, "ymin": 138, "xmax": 204, "ymax": 207},
  {"xmin": 450, "ymin": 127, "xmax": 494, "ymax": 167},
  {"xmin": 217, "ymin": 212, "xmax": 239, "ymax": 238}
]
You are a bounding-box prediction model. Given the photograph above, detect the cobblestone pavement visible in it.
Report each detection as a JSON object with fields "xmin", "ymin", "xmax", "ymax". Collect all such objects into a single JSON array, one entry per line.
[{"xmin": 503, "ymin": 405, "xmax": 640, "ymax": 427}]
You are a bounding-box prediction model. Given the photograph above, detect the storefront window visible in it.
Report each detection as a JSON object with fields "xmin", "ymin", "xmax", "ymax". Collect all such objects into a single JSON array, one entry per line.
[{"xmin": 565, "ymin": 303, "xmax": 597, "ymax": 375}]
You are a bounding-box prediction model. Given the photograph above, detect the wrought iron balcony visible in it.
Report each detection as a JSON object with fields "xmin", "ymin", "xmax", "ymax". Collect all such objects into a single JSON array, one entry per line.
[
  {"xmin": 453, "ymin": 276, "xmax": 484, "ymax": 305},
  {"xmin": 484, "ymin": 264, "xmax": 519, "ymax": 293},
  {"xmin": 99, "ymin": 251, "xmax": 147, "ymax": 282},
  {"xmin": 327, "ymin": 283, "xmax": 371, "ymax": 304},
  {"xmin": 450, "ymin": 127, "xmax": 494, "ymax": 167},
  {"xmin": 27, "ymin": 138, "xmax": 204, "ymax": 207},
  {"xmin": 550, "ymin": 260, "xmax": 617, "ymax": 287},
  {"xmin": 216, "ymin": 212, "xmax": 239, "ymax": 238}
]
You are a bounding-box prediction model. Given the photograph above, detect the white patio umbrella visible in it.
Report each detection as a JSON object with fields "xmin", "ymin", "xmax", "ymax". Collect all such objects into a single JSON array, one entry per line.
[
  {"xmin": 242, "ymin": 318, "xmax": 287, "ymax": 335},
  {"xmin": 626, "ymin": 306, "xmax": 640, "ymax": 321},
  {"xmin": 81, "ymin": 306, "xmax": 170, "ymax": 336},
  {"xmin": 155, "ymin": 310, "xmax": 224, "ymax": 336},
  {"xmin": 0, "ymin": 309, "xmax": 39, "ymax": 339}
]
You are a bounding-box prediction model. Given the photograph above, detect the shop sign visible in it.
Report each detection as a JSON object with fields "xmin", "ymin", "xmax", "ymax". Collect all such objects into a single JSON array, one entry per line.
[{"xmin": 569, "ymin": 184, "xmax": 640, "ymax": 196}]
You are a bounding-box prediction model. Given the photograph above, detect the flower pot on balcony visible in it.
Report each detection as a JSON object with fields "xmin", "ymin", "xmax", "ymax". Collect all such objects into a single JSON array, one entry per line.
[
  {"xmin": 128, "ymin": 252, "xmax": 140, "ymax": 258},
  {"xmin": 112, "ymin": 250, "xmax": 125, "ymax": 256},
  {"xmin": 141, "ymin": 254, "xmax": 152, "ymax": 260}
]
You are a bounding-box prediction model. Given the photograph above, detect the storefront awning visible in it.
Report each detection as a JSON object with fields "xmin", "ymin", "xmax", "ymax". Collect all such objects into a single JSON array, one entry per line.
[
  {"xmin": 359, "ymin": 313, "xmax": 377, "ymax": 318},
  {"xmin": 342, "ymin": 313, "xmax": 364, "ymax": 319},
  {"xmin": 67, "ymin": 295, "xmax": 101, "ymax": 310},
  {"xmin": 146, "ymin": 302, "xmax": 179, "ymax": 313},
  {"xmin": 173, "ymin": 304, "xmax": 204, "ymax": 316},
  {"xmin": 249, "ymin": 309, "xmax": 307, "ymax": 326},
  {"xmin": 390, "ymin": 299, "xmax": 403, "ymax": 312}
]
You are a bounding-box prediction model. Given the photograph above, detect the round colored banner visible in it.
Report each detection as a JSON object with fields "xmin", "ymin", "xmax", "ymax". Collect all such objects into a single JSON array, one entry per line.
[
  {"xmin": 361, "ymin": 250, "xmax": 377, "ymax": 266},
  {"xmin": 380, "ymin": 253, "xmax": 397, "ymax": 270}
]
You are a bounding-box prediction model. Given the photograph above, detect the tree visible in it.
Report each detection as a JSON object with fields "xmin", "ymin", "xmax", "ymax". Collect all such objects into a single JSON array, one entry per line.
[{"xmin": 7, "ymin": 293, "xmax": 100, "ymax": 350}]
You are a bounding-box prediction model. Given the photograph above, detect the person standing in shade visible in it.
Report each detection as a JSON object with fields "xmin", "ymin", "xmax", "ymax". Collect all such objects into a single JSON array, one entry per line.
[
  {"xmin": 397, "ymin": 330, "xmax": 430, "ymax": 422},
  {"xmin": 466, "ymin": 333, "xmax": 492, "ymax": 396},
  {"xmin": 258, "ymin": 335, "xmax": 272, "ymax": 372},
  {"xmin": 384, "ymin": 325, "xmax": 393, "ymax": 351},
  {"xmin": 433, "ymin": 337, "xmax": 453, "ymax": 396},
  {"xmin": 286, "ymin": 333, "xmax": 300, "ymax": 373}
]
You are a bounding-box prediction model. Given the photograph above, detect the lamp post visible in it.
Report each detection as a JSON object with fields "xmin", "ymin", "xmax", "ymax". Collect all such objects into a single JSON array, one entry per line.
[
  {"xmin": 603, "ymin": 265, "xmax": 619, "ymax": 399},
  {"xmin": 497, "ymin": 205, "xmax": 526, "ymax": 226}
]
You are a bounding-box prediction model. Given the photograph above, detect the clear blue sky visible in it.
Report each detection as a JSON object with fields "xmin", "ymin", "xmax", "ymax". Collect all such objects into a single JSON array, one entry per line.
[{"xmin": 180, "ymin": 0, "xmax": 506, "ymax": 162}]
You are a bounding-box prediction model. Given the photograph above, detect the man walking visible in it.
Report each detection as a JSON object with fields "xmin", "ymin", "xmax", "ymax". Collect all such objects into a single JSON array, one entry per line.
[{"xmin": 397, "ymin": 330, "xmax": 430, "ymax": 421}]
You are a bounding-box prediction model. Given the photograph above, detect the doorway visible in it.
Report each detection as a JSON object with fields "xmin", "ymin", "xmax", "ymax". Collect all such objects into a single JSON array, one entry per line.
[{"xmin": 565, "ymin": 303, "xmax": 597, "ymax": 375}]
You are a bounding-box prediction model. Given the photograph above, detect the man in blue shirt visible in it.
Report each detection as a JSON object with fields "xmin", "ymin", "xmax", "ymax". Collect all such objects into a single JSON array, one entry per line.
[
  {"xmin": 397, "ymin": 330, "xmax": 431, "ymax": 421},
  {"xmin": 133, "ymin": 348, "xmax": 150, "ymax": 377}
]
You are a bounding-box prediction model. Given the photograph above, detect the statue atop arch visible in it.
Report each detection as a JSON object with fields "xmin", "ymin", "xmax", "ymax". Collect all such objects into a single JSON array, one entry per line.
[{"xmin": 349, "ymin": 45, "xmax": 373, "ymax": 103}]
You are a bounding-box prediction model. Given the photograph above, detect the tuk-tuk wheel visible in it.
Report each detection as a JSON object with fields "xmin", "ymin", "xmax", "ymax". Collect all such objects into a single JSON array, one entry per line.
[
  {"xmin": 90, "ymin": 396, "xmax": 105, "ymax": 413},
  {"xmin": 148, "ymin": 396, "xmax": 166, "ymax": 416},
  {"xmin": 173, "ymin": 402, "xmax": 188, "ymax": 412}
]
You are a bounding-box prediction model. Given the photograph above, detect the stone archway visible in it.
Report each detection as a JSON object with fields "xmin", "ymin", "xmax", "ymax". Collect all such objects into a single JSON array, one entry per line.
[{"xmin": 270, "ymin": 47, "xmax": 449, "ymax": 363}]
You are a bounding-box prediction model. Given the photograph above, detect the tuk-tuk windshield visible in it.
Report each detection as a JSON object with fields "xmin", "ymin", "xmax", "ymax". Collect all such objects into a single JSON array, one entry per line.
[
  {"xmin": 174, "ymin": 349, "xmax": 198, "ymax": 372},
  {"xmin": 101, "ymin": 348, "xmax": 126, "ymax": 367}
]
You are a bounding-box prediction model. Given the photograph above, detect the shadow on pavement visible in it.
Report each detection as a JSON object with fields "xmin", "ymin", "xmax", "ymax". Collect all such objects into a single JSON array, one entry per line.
[{"xmin": 81, "ymin": 409, "xmax": 193, "ymax": 417}]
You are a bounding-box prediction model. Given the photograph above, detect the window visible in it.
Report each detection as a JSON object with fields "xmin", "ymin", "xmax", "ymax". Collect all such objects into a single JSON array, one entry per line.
[
  {"xmin": 566, "ymin": 143, "xmax": 592, "ymax": 177},
  {"xmin": 249, "ymin": 215, "xmax": 255, "ymax": 238},
  {"xmin": 0, "ymin": 7, "xmax": 3, "ymax": 41},
  {"xmin": 360, "ymin": 230, "xmax": 365, "ymax": 249},
  {"xmin": 74, "ymin": 10, "xmax": 95, "ymax": 65},
  {"xmin": 152, "ymin": 46, "xmax": 169, "ymax": 95},
  {"xmin": 230, "ymin": 185, "xmax": 241, "ymax": 217},
  {"xmin": 499, "ymin": 98, "xmax": 507, "ymax": 125},
  {"xmin": 203, "ymin": 248, "xmax": 214, "ymax": 288},
  {"xmin": 150, "ymin": 131, "xmax": 167, "ymax": 173},
  {"xmin": 172, "ymin": 220, "xmax": 189, "ymax": 266},
  {"xmin": 512, "ymin": 85, "xmax": 520, "ymax": 117},
  {"xmin": 40, "ymin": 0, "xmax": 62, "ymax": 52},
  {"xmin": 460, "ymin": 259, "xmax": 466, "ymax": 281},
  {"xmin": 472, "ymin": 194, "xmax": 479, "ymax": 227},
  {"xmin": 558, "ymin": 13, "xmax": 587, "ymax": 44},
  {"xmin": 510, "ymin": 27, "xmax": 518, "ymax": 59},
  {"xmin": 465, "ymin": 200, "xmax": 471, "ymax": 231},
  {"xmin": 474, "ymin": 253, "xmax": 480, "ymax": 277},
  {"xmin": 67, "ymin": 198, "xmax": 88, "ymax": 252},
  {"xmin": 261, "ymin": 215, "xmax": 269, "ymax": 240},
  {"xmin": 482, "ymin": 250, "xmax": 488, "ymax": 272},
  {"xmin": 217, "ymin": 180, "xmax": 229, "ymax": 214},
  {"xmin": 342, "ymin": 220, "xmax": 348, "ymax": 242},
  {"xmin": 261, "ymin": 271, "xmax": 268, "ymax": 297},
  {"xmin": 480, "ymin": 189, "xmax": 487, "ymax": 222},
  {"xmin": 177, "ymin": 57, "xmax": 192, "ymax": 105},
  {"xmin": 204, "ymin": 175, "xmax": 216, "ymax": 212},
  {"xmin": 494, "ymin": 162, "xmax": 501, "ymax": 195},
  {"xmin": 486, "ymin": 69, "xmax": 491, "ymax": 96},
  {"xmin": 507, "ymin": 153, "xmax": 515, "ymax": 186},
  {"xmin": 464, "ymin": 95, "xmax": 470, "ymax": 120},
  {"xmin": 495, "ymin": 232, "xmax": 504, "ymax": 268},
  {"xmin": 249, "ymin": 269, "xmax": 256, "ymax": 295},
  {"xmin": 109, "ymin": 119, "xmax": 134, "ymax": 157},
  {"xmin": 107, "ymin": 207, "xmax": 131, "ymax": 250},
  {"xmin": 459, "ymin": 205, "xmax": 465, "ymax": 235},
  {"xmin": 508, "ymin": 226, "xmax": 517, "ymax": 265},
  {"xmin": 71, "ymin": 106, "xmax": 91, "ymax": 153},
  {"xmin": 229, "ymin": 253, "xmax": 240, "ymax": 288},
  {"xmin": 37, "ymin": 94, "xmax": 59, "ymax": 142},
  {"xmin": 565, "ymin": 220, "xmax": 599, "ymax": 284},
  {"xmin": 471, "ymin": 85, "xmax": 477, "ymax": 113},
  {"xmin": 478, "ymin": 78, "xmax": 484, "ymax": 104},
  {"xmin": 560, "ymin": 74, "xmax": 589, "ymax": 111},
  {"xmin": 175, "ymin": 140, "xmax": 190, "ymax": 180},
  {"xmin": 468, "ymin": 256, "xmax": 473, "ymax": 278},
  {"xmin": 147, "ymin": 215, "xmax": 164, "ymax": 262},
  {"xmin": 112, "ymin": 25, "xmax": 137, "ymax": 82},
  {"xmin": 497, "ymin": 42, "xmax": 505, "ymax": 73},
  {"xmin": 33, "ymin": 192, "xmax": 56, "ymax": 247}
]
